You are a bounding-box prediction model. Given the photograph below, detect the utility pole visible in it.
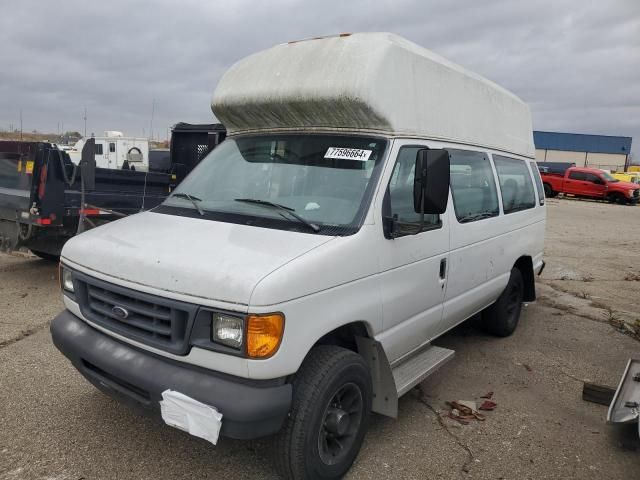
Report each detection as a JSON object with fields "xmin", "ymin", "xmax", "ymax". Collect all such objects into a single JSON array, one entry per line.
[
  {"xmin": 149, "ymin": 98, "xmax": 155, "ymax": 141},
  {"xmin": 83, "ymin": 107, "xmax": 87, "ymax": 137},
  {"xmin": 20, "ymin": 109, "xmax": 23, "ymax": 141}
]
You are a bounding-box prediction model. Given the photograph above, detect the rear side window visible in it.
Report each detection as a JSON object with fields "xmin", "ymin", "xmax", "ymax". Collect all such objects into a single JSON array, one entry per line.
[
  {"xmin": 493, "ymin": 155, "xmax": 536, "ymax": 214},
  {"xmin": 529, "ymin": 161, "xmax": 545, "ymax": 205},
  {"xmin": 94, "ymin": 143, "xmax": 103, "ymax": 155},
  {"xmin": 568, "ymin": 171, "xmax": 585, "ymax": 181},
  {"xmin": 449, "ymin": 149, "xmax": 499, "ymax": 222},
  {"xmin": 387, "ymin": 146, "xmax": 440, "ymax": 233}
]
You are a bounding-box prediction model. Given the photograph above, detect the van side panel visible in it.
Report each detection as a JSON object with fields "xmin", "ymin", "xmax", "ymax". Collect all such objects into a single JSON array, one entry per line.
[
  {"xmin": 441, "ymin": 149, "xmax": 545, "ymax": 332},
  {"xmin": 442, "ymin": 217, "xmax": 544, "ymax": 329}
]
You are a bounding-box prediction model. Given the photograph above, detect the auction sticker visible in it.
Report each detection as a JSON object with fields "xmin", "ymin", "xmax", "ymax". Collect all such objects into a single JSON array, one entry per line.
[{"xmin": 324, "ymin": 147, "xmax": 372, "ymax": 161}]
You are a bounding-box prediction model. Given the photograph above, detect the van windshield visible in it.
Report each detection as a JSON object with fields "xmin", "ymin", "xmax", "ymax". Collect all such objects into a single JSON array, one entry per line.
[{"xmin": 161, "ymin": 134, "xmax": 387, "ymax": 235}]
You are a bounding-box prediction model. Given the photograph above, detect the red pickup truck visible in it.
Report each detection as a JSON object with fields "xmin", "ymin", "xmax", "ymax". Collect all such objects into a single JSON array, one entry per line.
[{"xmin": 541, "ymin": 167, "xmax": 640, "ymax": 205}]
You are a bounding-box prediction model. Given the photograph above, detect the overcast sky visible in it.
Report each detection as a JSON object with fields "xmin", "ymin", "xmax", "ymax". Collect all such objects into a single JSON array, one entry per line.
[{"xmin": 1, "ymin": 0, "xmax": 638, "ymax": 156}]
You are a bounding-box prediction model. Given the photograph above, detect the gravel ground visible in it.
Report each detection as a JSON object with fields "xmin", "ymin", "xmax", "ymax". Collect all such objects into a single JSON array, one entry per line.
[{"xmin": 0, "ymin": 198, "xmax": 639, "ymax": 479}]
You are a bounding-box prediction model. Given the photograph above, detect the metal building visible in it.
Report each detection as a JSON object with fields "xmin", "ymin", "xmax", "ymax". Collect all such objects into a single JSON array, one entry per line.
[{"xmin": 534, "ymin": 131, "xmax": 632, "ymax": 171}]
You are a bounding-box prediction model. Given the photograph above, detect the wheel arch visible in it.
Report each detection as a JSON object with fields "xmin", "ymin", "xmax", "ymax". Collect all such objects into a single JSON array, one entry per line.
[
  {"xmin": 313, "ymin": 320, "xmax": 373, "ymax": 352},
  {"xmin": 513, "ymin": 255, "xmax": 536, "ymax": 302},
  {"xmin": 308, "ymin": 321, "xmax": 398, "ymax": 418}
]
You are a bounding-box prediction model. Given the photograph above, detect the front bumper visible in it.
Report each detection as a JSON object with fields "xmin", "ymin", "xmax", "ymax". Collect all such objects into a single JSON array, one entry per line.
[{"xmin": 50, "ymin": 310, "xmax": 292, "ymax": 440}]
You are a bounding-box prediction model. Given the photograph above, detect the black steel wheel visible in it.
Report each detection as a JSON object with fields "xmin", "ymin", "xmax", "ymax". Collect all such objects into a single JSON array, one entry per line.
[
  {"xmin": 318, "ymin": 382, "xmax": 364, "ymax": 466},
  {"xmin": 273, "ymin": 345, "xmax": 372, "ymax": 480},
  {"xmin": 482, "ymin": 268, "xmax": 524, "ymax": 337}
]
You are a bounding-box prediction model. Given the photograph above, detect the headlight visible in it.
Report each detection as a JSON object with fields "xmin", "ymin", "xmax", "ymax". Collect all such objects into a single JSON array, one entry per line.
[
  {"xmin": 211, "ymin": 314, "xmax": 243, "ymax": 349},
  {"xmin": 59, "ymin": 266, "xmax": 74, "ymax": 292},
  {"xmin": 629, "ymin": 189, "xmax": 636, "ymax": 197}
]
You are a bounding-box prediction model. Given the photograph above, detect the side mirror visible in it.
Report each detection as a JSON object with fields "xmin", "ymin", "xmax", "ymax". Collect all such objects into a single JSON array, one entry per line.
[
  {"xmin": 413, "ymin": 149, "xmax": 450, "ymax": 214},
  {"xmin": 80, "ymin": 138, "xmax": 96, "ymax": 191}
]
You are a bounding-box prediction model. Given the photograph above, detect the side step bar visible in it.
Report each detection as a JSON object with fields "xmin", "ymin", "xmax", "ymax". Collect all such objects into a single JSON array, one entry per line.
[{"xmin": 392, "ymin": 344, "xmax": 455, "ymax": 397}]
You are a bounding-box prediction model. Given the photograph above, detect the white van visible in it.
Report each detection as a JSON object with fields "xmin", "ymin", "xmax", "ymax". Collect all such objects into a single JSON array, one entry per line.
[{"xmin": 51, "ymin": 33, "xmax": 545, "ymax": 479}]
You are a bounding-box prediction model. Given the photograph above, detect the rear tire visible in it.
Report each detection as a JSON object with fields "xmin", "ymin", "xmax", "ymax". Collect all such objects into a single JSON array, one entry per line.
[
  {"xmin": 272, "ymin": 345, "xmax": 372, "ymax": 480},
  {"xmin": 30, "ymin": 250, "xmax": 60, "ymax": 262},
  {"xmin": 482, "ymin": 268, "xmax": 524, "ymax": 337},
  {"xmin": 543, "ymin": 183, "xmax": 557, "ymax": 198}
]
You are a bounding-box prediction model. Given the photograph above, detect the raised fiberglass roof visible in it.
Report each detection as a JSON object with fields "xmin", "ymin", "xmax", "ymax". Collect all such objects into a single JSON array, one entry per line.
[{"xmin": 211, "ymin": 32, "xmax": 535, "ymax": 158}]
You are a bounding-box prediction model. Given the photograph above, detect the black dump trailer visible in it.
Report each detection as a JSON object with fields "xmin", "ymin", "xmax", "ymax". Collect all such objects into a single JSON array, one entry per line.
[
  {"xmin": 0, "ymin": 123, "xmax": 225, "ymax": 259},
  {"xmin": 0, "ymin": 141, "xmax": 173, "ymax": 259}
]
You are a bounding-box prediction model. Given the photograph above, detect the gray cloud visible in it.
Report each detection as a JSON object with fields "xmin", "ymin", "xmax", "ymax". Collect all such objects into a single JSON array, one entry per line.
[{"xmin": 1, "ymin": 0, "xmax": 638, "ymax": 157}]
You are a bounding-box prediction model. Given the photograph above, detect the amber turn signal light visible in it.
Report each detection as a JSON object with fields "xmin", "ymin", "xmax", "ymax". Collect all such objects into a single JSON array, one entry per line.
[{"xmin": 246, "ymin": 313, "xmax": 285, "ymax": 359}]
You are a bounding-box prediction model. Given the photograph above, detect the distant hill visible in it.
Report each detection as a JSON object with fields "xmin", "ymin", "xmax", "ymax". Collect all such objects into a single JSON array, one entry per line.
[{"xmin": 0, "ymin": 130, "xmax": 81, "ymax": 144}]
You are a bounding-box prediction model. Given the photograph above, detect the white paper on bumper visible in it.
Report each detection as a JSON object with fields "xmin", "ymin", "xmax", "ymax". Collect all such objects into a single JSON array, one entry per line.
[{"xmin": 160, "ymin": 390, "xmax": 223, "ymax": 445}]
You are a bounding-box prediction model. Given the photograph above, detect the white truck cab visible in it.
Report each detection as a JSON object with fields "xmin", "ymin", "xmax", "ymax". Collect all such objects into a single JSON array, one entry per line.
[{"xmin": 51, "ymin": 32, "xmax": 545, "ymax": 479}]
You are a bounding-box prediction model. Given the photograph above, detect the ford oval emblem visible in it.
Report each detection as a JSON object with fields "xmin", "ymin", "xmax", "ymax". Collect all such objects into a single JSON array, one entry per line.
[{"xmin": 112, "ymin": 306, "xmax": 129, "ymax": 320}]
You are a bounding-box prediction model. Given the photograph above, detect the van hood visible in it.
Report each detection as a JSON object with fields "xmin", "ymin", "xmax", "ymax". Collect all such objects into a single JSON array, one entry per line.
[{"xmin": 61, "ymin": 211, "xmax": 334, "ymax": 307}]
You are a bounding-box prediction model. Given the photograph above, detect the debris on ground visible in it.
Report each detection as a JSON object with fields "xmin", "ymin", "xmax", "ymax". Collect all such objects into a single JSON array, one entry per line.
[
  {"xmin": 582, "ymin": 382, "xmax": 615, "ymax": 406},
  {"xmin": 446, "ymin": 400, "xmax": 485, "ymax": 424},
  {"xmin": 443, "ymin": 392, "xmax": 499, "ymax": 424},
  {"xmin": 479, "ymin": 400, "xmax": 497, "ymax": 411}
]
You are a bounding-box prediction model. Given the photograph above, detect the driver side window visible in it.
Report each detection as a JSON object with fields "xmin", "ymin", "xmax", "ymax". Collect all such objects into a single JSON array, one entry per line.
[
  {"xmin": 584, "ymin": 173, "xmax": 602, "ymax": 184},
  {"xmin": 387, "ymin": 146, "xmax": 440, "ymax": 232}
]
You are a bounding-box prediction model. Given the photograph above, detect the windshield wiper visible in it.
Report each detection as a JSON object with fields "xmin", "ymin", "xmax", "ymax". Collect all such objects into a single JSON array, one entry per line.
[
  {"xmin": 234, "ymin": 198, "xmax": 320, "ymax": 233},
  {"xmin": 171, "ymin": 192, "xmax": 205, "ymax": 216},
  {"xmin": 458, "ymin": 212, "xmax": 496, "ymax": 223}
]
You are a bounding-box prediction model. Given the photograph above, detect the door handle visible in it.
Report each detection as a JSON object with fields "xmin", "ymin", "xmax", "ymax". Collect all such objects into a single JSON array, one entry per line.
[{"xmin": 439, "ymin": 258, "xmax": 447, "ymax": 280}]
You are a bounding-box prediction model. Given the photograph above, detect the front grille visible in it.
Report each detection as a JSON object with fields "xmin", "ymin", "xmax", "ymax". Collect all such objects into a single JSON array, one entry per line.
[
  {"xmin": 634, "ymin": 189, "xmax": 639, "ymax": 198},
  {"xmin": 74, "ymin": 272, "xmax": 198, "ymax": 355}
]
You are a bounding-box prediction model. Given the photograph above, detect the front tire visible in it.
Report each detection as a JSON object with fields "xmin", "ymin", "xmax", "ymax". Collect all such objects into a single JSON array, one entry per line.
[
  {"xmin": 30, "ymin": 250, "xmax": 60, "ymax": 262},
  {"xmin": 273, "ymin": 345, "xmax": 372, "ymax": 480},
  {"xmin": 482, "ymin": 268, "xmax": 524, "ymax": 337},
  {"xmin": 608, "ymin": 193, "xmax": 627, "ymax": 205}
]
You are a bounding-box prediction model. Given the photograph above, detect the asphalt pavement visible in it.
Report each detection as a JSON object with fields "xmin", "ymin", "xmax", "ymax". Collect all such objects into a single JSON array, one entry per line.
[{"xmin": 1, "ymin": 199, "xmax": 639, "ymax": 479}]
